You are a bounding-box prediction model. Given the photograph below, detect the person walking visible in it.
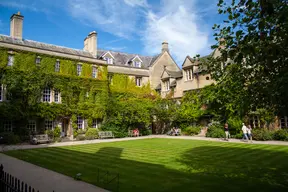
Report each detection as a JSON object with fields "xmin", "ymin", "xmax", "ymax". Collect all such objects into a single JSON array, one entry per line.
[
  {"xmin": 242, "ymin": 123, "xmax": 248, "ymax": 142},
  {"xmin": 224, "ymin": 123, "xmax": 230, "ymax": 141},
  {"xmin": 247, "ymin": 125, "xmax": 253, "ymax": 142}
]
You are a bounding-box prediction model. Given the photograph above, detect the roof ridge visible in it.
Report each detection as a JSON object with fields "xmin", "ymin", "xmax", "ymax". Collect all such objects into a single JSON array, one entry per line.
[{"xmin": 0, "ymin": 34, "xmax": 90, "ymax": 53}]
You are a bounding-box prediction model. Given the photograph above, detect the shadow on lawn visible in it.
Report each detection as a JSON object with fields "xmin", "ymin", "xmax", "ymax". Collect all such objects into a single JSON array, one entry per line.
[{"xmin": 9, "ymin": 145, "xmax": 288, "ymax": 192}]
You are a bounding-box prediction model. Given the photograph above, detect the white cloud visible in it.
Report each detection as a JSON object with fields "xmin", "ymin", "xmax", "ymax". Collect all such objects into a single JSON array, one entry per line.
[
  {"xmin": 66, "ymin": 0, "xmax": 146, "ymax": 38},
  {"xmin": 106, "ymin": 46, "xmax": 127, "ymax": 51},
  {"xmin": 142, "ymin": 0, "xmax": 212, "ymax": 64},
  {"xmin": 123, "ymin": 0, "xmax": 148, "ymax": 7}
]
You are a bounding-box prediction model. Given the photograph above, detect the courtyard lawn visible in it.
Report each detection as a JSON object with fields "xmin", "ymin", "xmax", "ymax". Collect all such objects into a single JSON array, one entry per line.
[{"xmin": 4, "ymin": 139, "xmax": 288, "ymax": 192}]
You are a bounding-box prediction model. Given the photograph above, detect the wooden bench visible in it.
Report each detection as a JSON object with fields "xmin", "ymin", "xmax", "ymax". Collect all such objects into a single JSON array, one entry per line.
[
  {"xmin": 30, "ymin": 134, "xmax": 51, "ymax": 145},
  {"xmin": 98, "ymin": 131, "xmax": 114, "ymax": 139}
]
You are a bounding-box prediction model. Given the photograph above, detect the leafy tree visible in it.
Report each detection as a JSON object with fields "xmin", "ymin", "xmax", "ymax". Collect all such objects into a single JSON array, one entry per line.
[{"xmin": 204, "ymin": 0, "xmax": 288, "ymax": 115}]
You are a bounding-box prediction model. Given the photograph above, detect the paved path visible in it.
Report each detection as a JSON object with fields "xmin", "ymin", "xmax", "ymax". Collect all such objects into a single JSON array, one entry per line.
[
  {"xmin": 0, "ymin": 153, "xmax": 109, "ymax": 192},
  {"xmin": 1, "ymin": 135, "xmax": 288, "ymax": 152}
]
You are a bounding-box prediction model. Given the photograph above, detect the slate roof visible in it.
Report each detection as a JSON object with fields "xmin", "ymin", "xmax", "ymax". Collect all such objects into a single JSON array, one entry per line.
[
  {"xmin": 0, "ymin": 34, "xmax": 161, "ymax": 69},
  {"xmin": 0, "ymin": 35, "xmax": 94, "ymax": 58},
  {"xmin": 166, "ymin": 70, "xmax": 183, "ymax": 78},
  {"xmin": 97, "ymin": 50, "xmax": 158, "ymax": 69}
]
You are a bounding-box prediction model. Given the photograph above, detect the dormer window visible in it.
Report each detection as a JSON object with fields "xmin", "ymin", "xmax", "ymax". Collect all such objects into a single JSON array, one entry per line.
[
  {"xmin": 35, "ymin": 56, "xmax": 41, "ymax": 65},
  {"xmin": 185, "ymin": 68, "xmax": 193, "ymax": 81},
  {"xmin": 133, "ymin": 61, "xmax": 141, "ymax": 68},
  {"xmin": 131, "ymin": 55, "xmax": 142, "ymax": 68},
  {"xmin": 105, "ymin": 57, "xmax": 113, "ymax": 64},
  {"xmin": 100, "ymin": 51, "xmax": 115, "ymax": 64}
]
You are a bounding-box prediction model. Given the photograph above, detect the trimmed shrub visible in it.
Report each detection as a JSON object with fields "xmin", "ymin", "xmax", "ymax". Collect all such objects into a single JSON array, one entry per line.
[
  {"xmin": 141, "ymin": 128, "xmax": 152, "ymax": 136},
  {"xmin": 53, "ymin": 126, "xmax": 61, "ymax": 138},
  {"xmin": 234, "ymin": 133, "xmax": 243, "ymax": 139},
  {"xmin": 252, "ymin": 129, "xmax": 274, "ymax": 141},
  {"xmin": 85, "ymin": 128, "xmax": 98, "ymax": 140},
  {"xmin": 76, "ymin": 135, "xmax": 86, "ymax": 141},
  {"xmin": 273, "ymin": 129, "xmax": 288, "ymax": 141},
  {"xmin": 45, "ymin": 130, "xmax": 54, "ymax": 139},
  {"xmin": 0, "ymin": 132, "xmax": 21, "ymax": 144},
  {"xmin": 183, "ymin": 126, "xmax": 202, "ymax": 136},
  {"xmin": 77, "ymin": 129, "xmax": 87, "ymax": 135},
  {"xmin": 206, "ymin": 122, "xmax": 225, "ymax": 138}
]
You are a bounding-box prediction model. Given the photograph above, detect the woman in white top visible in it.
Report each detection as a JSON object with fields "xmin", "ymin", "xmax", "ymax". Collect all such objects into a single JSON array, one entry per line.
[
  {"xmin": 247, "ymin": 125, "xmax": 252, "ymax": 142},
  {"xmin": 242, "ymin": 123, "xmax": 248, "ymax": 141}
]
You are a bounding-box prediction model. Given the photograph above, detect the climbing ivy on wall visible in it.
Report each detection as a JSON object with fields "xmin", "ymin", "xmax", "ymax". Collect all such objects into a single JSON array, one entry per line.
[{"xmin": 0, "ymin": 47, "xmax": 109, "ymax": 126}]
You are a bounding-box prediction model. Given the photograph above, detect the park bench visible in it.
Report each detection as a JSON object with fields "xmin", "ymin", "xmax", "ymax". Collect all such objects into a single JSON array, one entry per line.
[
  {"xmin": 30, "ymin": 134, "xmax": 51, "ymax": 145},
  {"xmin": 98, "ymin": 131, "xmax": 114, "ymax": 139}
]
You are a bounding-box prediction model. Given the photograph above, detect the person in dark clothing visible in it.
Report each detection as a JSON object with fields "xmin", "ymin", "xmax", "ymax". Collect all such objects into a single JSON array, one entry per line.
[{"xmin": 224, "ymin": 123, "xmax": 230, "ymax": 141}]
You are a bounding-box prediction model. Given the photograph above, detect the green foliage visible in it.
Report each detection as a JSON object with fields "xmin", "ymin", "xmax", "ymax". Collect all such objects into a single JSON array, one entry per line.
[
  {"xmin": 0, "ymin": 49, "xmax": 109, "ymax": 137},
  {"xmin": 85, "ymin": 128, "xmax": 98, "ymax": 140},
  {"xmin": 183, "ymin": 126, "xmax": 201, "ymax": 136},
  {"xmin": 234, "ymin": 133, "xmax": 243, "ymax": 139},
  {"xmin": 273, "ymin": 129, "xmax": 288, "ymax": 141},
  {"xmin": 252, "ymin": 129, "xmax": 274, "ymax": 141},
  {"xmin": 177, "ymin": 91, "xmax": 204, "ymax": 123},
  {"xmin": 53, "ymin": 126, "xmax": 61, "ymax": 138},
  {"xmin": 45, "ymin": 129, "xmax": 54, "ymax": 139},
  {"xmin": 205, "ymin": 0, "xmax": 288, "ymax": 114},
  {"xmin": 0, "ymin": 132, "xmax": 21, "ymax": 144},
  {"xmin": 206, "ymin": 122, "xmax": 225, "ymax": 138},
  {"xmin": 77, "ymin": 129, "xmax": 87, "ymax": 135},
  {"xmin": 227, "ymin": 116, "xmax": 242, "ymax": 135}
]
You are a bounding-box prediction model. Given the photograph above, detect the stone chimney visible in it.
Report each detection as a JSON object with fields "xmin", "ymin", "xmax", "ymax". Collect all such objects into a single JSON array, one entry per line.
[
  {"xmin": 84, "ymin": 31, "xmax": 97, "ymax": 57},
  {"xmin": 10, "ymin": 11, "xmax": 24, "ymax": 39},
  {"xmin": 161, "ymin": 41, "xmax": 169, "ymax": 53}
]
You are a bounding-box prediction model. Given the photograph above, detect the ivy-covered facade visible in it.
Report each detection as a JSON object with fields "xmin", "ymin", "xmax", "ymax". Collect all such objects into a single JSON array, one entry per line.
[{"xmin": 0, "ymin": 46, "xmax": 109, "ymax": 139}]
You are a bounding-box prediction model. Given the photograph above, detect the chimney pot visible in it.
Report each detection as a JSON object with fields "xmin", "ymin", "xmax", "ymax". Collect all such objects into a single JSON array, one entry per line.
[
  {"xmin": 161, "ymin": 41, "xmax": 169, "ymax": 53},
  {"xmin": 10, "ymin": 11, "xmax": 24, "ymax": 39},
  {"xmin": 83, "ymin": 31, "xmax": 97, "ymax": 57}
]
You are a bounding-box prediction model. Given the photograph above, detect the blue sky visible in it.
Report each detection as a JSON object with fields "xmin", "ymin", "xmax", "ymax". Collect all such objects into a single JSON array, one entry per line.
[{"xmin": 0, "ymin": 0, "xmax": 224, "ymax": 65}]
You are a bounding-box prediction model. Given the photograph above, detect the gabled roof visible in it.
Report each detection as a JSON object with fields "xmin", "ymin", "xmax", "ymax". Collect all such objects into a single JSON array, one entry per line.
[
  {"xmin": 129, "ymin": 55, "xmax": 143, "ymax": 63},
  {"xmin": 166, "ymin": 69, "xmax": 183, "ymax": 78},
  {"xmin": 100, "ymin": 51, "xmax": 115, "ymax": 59},
  {"xmin": 0, "ymin": 34, "xmax": 94, "ymax": 58}
]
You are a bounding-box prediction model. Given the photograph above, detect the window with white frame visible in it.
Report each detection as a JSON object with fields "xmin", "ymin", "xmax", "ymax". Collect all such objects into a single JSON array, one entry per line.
[
  {"xmin": 3, "ymin": 120, "xmax": 13, "ymax": 132},
  {"xmin": 92, "ymin": 119, "xmax": 101, "ymax": 128},
  {"xmin": 42, "ymin": 87, "xmax": 51, "ymax": 102},
  {"xmin": 8, "ymin": 55, "xmax": 14, "ymax": 66},
  {"xmin": 27, "ymin": 120, "xmax": 36, "ymax": 132},
  {"xmin": 133, "ymin": 61, "xmax": 141, "ymax": 68},
  {"xmin": 35, "ymin": 56, "xmax": 41, "ymax": 65},
  {"xmin": 105, "ymin": 57, "xmax": 113, "ymax": 64},
  {"xmin": 55, "ymin": 60, "xmax": 60, "ymax": 72},
  {"xmin": 92, "ymin": 66, "xmax": 98, "ymax": 78},
  {"xmin": 77, "ymin": 64, "xmax": 82, "ymax": 76},
  {"xmin": 77, "ymin": 116, "xmax": 84, "ymax": 129},
  {"xmin": 92, "ymin": 119, "xmax": 97, "ymax": 128},
  {"xmin": 164, "ymin": 80, "xmax": 170, "ymax": 91},
  {"xmin": 136, "ymin": 77, "xmax": 142, "ymax": 86},
  {"xmin": 54, "ymin": 89, "xmax": 60, "ymax": 103},
  {"xmin": 185, "ymin": 69, "xmax": 193, "ymax": 81},
  {"xmin": 45, "ymin": 120, "xmax": 54, "ymax": 130}
]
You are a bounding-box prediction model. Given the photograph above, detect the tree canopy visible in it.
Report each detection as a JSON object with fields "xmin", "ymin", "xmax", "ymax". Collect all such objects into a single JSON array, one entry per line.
[{"xmin": 203, "ymin": 0, "xmax": 288, "ymax": 115}]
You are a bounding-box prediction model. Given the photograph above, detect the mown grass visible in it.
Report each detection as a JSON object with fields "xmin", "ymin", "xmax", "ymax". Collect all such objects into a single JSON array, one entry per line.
[{"xmin": 4, "ymin": 139, "xmax": 288, "ymax": 192}]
